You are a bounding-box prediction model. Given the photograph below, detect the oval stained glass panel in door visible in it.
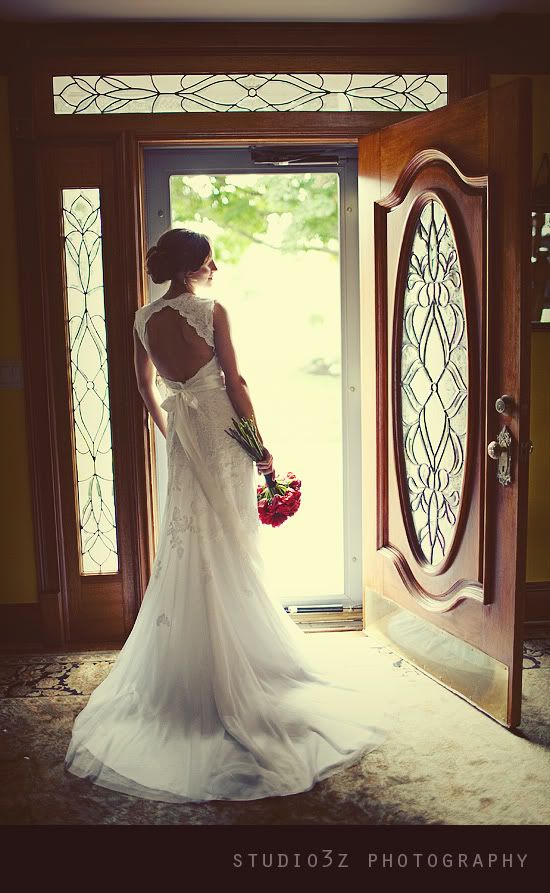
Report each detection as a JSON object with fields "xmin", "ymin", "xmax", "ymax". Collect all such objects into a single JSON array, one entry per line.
[{"xmin": 400, "ymin": 198, "xmax": 468, "ymax": 567}]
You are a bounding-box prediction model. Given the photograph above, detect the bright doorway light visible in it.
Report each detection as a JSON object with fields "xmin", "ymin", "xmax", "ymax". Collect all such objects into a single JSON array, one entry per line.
[{"xmin": 169, "ymin": 172, "xmax": 344, "ymax": 602}]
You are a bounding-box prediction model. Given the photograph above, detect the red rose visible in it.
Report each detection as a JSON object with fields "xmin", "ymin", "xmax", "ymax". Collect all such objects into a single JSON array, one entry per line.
[
  {"xmin": 271, "ymin": 514, "xmax": 286, "ymax": 527},
  {"xmin": 256, "ymin": 471, "xmax": 302, "ymax": 525},
  {"xmin": 284, "ymin": 490, "xmax": 300, "ymax": 507}
]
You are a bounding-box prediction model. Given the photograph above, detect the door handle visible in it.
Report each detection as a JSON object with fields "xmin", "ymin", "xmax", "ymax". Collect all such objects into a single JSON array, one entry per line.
[
  {"xmin": 495, "ymin": 394, "xmax": 514, "ymax": 415},
  {"xmin": 487, "ymin": 425, "xmax": 512, "ymax": 486}
]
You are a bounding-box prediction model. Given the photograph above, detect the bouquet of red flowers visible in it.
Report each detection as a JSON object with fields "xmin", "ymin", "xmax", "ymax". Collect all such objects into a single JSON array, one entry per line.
[
  {"xmin": 224, "ymin": 416, "xmax": 302, "ymax": 527},
  {"xmin": 257, "ymin": 472, "xmax": 301, "ymax": 527}
]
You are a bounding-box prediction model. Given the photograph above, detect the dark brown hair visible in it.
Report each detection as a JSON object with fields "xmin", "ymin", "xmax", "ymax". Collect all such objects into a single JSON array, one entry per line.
[{"xmin": 145, "ymin": 228, "xmax": 211, "ymax": 285}]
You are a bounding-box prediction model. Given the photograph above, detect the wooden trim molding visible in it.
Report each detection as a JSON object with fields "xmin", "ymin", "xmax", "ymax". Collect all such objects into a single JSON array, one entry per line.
[
  {"xmin": 0, "ymin": 16, "xmax": 548, "ymax": 58},
  {"xmin": 0, "ymin": 21, "xmax": 499, "ymax": 57},
  {"xmin": 524, "ymin": 583, "xmax": 550, "ymax": 639},
  {"xmin": 524, "ymin": 622, "xmax": 550, "ymax": 639},
  {"xmin": 0, "ymin": 604, "xmax": 42, "ymax": 647},
  {"xmin": 525, "ymin": 582, "xmax": 550, "ymax": 622},
  {"xmin": 8, "ymin": 71, "xmax": 65, "ymax": 648}
]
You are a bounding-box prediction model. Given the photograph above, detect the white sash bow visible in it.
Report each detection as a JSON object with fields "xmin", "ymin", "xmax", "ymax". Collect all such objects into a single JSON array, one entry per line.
[{"xmin": 160, "ymin": 372, "xmax": 263, "ymax": 579}]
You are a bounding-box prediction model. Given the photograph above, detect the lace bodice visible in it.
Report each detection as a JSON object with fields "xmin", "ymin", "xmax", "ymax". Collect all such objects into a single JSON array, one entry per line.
[{"xmin": 134, "ymin": 292, "xmax": 216, "ymax": 354}]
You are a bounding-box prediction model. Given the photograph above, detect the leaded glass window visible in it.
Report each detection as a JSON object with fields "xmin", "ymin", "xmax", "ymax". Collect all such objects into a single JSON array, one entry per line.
[
  {"xmin": 400, "ymin": 199, "xmax": 468, "ymax": 567},
  {"xmin": 61, "ymin": 188, "xmax": 118, "ymax": 574},
  {"xmin": 53, "ymin": 73, "xmax": 447, "ymax": 115}
]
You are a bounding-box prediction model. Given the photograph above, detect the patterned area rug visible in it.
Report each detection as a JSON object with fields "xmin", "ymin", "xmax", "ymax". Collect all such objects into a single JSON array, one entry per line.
[
  {"xmin": 0, "ymin": 634, "xmax": 549, "ymax": 825},
  {"xmin": 2, "ymin": 639, "xmax": 549, "ymax": 698}
]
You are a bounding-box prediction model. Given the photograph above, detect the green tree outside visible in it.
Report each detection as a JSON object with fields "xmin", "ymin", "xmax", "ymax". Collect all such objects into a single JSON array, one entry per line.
[{"xmin": 170, "ymin": 172, "xmax": 339, "ymax": 266}]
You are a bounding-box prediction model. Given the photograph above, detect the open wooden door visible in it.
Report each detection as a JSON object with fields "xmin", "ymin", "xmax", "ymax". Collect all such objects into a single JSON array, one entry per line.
[{"xmin": 359, "ymin": 79, "xmax": 532, "ymax": 728}]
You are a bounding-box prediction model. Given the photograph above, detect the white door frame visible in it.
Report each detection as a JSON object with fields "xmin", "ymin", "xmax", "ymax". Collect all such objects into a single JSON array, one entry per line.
[{"xmin": 143, "ymin": 143, "xmax": 362, "ymax": 610}]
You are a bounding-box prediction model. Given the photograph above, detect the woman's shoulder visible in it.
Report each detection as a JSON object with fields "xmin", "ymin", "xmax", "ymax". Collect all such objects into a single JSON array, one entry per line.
[
  {"xmin": 134, "ymin": 298, "xmax": 160, "ymax": 320},
  {"xmin": 211, "ymin": 298, "xmax": 227, "ymax": 318},
  {"xmin": 135, "ymin": 297, "xmax": 180, "ymax": 329},
  {"xmin": 134, "ymin": 299, "xmax": 166, "ymax": 346},
  {"xmin": 135, "ymin": 295, "xmax": 218, "ymax": 328}
]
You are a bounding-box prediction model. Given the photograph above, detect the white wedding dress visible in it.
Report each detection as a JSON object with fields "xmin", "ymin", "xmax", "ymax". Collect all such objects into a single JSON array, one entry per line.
[{"xmin": 64, "ymin": 292, "xmax": 390, "ymax": 803}]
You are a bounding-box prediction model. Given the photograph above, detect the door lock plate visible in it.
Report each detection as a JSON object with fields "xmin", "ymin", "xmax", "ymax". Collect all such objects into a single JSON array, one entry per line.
[{"xmin": 487, "ymin": 425, "xmax": 512, "ymax": 486}]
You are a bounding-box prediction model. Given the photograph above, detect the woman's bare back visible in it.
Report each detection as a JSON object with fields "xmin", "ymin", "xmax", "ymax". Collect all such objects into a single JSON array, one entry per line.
[{"xmin": 145, "ymin": 304, "xmax": 215, "ymax": 383}]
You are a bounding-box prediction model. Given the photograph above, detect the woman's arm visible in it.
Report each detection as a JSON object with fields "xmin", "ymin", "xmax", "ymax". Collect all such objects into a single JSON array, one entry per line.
[
  {"xmin": 213, "ymin": 302, "xmax": 275, "ymax": 477},
  {"xmin": 133, "ymin": 327, "xmax": 168, "ymax": 439}
]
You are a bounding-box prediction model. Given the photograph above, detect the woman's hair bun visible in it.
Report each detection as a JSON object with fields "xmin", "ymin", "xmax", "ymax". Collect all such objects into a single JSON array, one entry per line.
[
  {"xmin": 145, "ymin": 228, "xmax": 211, "ymax": 285},
  {"xmin": 145, "ymin": 245, "xmax": 172, "ymax": 284}
]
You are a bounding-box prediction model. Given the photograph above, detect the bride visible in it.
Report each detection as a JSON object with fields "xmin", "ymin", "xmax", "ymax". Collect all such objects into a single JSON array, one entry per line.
[{"xmin": 64, "ymin": 227, "xmax": 391, "ymax": 803}]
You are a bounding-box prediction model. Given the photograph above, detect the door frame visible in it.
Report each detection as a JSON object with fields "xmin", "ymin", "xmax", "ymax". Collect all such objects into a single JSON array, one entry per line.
[
  {"xmin": 4, "ymin": 30, "xmax": 495, "ymax": 647},
  {"xmin": 142, "ymin": 144, "xmax": 362, "ymax": 611}
]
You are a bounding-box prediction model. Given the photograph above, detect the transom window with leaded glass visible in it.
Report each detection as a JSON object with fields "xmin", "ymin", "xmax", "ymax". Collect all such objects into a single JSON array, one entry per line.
[{"xmin": 53, "ymin": 73, "xmax": 447, "ymax": 115}]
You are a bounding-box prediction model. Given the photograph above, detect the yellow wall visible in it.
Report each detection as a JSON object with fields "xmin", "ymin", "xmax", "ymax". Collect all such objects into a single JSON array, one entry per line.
[
  {"xmin": 527, "ymin": 76, "xmax": 550, "ymax": 582},
  {"xmin": 526, "ymin": 331, "xmax": 550, "ymax": 581},
  {"xmin": 491, "ymin": 75, "xmax": 550, "ymax": 582},
  {"xmin": 0, "ymin": 76, "xmax": 38, "ymax": 604}
]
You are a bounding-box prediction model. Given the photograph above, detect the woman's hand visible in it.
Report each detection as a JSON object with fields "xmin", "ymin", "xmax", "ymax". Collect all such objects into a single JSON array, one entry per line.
[{"xmin": 256, "ymin": 449, "xmax": 275, "ymax": 478}]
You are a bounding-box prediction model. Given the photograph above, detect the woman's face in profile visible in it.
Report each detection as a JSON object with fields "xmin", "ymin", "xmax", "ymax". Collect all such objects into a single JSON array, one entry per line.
[{"xmin": 185, "ymin": 249, "xmax": 218, "ymax": 290}]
